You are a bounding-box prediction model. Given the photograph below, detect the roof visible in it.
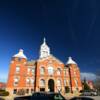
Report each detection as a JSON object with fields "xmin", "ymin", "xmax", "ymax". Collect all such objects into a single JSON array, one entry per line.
[
  {"xmin": 66, "ymin": 57, "xmax": 77, "ymax": 65},
  {"xmin": 27, "ymin": 60, "xmax": 36, "ymax": 66},
  {"xmin": 38, "ymin": 54, "xmax": 64, "ymax": 64},
  {"xmin": 13, "ymin": 49, "xmax": 27, "ymax": 59}
]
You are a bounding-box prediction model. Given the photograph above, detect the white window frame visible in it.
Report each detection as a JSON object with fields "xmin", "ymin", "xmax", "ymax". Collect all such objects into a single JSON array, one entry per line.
[
  {"xmin": 16, "ymin": 66, "xmax": 20, "ymax": 73},
  {"xmin": 48, "ymin": 66, "xmax": 54, "ymax": 75}
]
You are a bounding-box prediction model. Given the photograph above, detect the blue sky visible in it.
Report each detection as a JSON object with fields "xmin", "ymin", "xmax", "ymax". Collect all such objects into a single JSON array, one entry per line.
[{"xmin": 0, "ymin": 0, "xmax": 100, "ymax": 82}]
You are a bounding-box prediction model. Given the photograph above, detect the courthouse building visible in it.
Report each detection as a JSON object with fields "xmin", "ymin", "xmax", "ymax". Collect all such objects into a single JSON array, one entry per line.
[{"xmin": 6, "ymin": 38, "xmax": 82, "ymax": 94}]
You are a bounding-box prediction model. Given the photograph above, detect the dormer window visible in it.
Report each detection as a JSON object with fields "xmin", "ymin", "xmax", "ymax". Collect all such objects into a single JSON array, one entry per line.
[{"xmin": 18, "ymin": 58, "xmax": 21, "ymax": 61}]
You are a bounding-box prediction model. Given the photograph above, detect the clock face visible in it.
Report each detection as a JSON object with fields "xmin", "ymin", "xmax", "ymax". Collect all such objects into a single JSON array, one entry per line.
[{"xmin": 48, "ymin": 66, "xmax": 54, "ymax": 75}]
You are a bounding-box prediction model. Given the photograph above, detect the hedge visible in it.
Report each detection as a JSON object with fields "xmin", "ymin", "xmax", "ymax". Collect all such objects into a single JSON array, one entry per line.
[{"xmin": 0, "ymin": 90, "xmax": 9, "ymax": 96}]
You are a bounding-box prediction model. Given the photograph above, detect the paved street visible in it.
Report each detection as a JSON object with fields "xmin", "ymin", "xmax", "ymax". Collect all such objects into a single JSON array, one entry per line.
[
  {"xmin": 86, "ymin": 96, "xmax": 100, "ymax": 100},
  {"xmin": 66, "ymin": 96, "xmax": 100, "ymax": 100},
  {"xmin": 0, "ymin": 95, "xmax": 100, "ymax": 100}
]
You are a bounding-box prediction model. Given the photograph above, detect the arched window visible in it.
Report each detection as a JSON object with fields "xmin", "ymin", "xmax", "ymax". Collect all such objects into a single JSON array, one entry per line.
[
  {"xmin": 57, "ymin": 79, "xmax": 61, "ymax": 86},
  {"xmin": 31, "ymin": 79, "xmax": 34, "ymax": 85},
  {"xmin": 40, "ymin": 67, "xmax": 45, "ymax": 75},
  {"xmin": 40, "ymin": 79, "xmax": 45, "ymax": 87},
  {"xmin": 26, "ymin": 78, "xmax": 30, "ymax": 85},
  {"xmin": 48, "ymin": 66, "xmax": 54, "ymax": 75},
  {"xmin": 14, "ymin": 77, "xmax": 19, "ymax": 86},
  {"xmin": 57, "ymin": 68, "xmax": 61, "ymax": 75}
]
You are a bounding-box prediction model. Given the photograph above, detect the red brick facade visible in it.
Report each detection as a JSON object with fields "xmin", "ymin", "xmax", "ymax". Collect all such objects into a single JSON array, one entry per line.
[
  {"xmin": 6, "ymin": 38, "xmax": 82, "ymax": 94},
  {"xmin": 0, "ymin": 82, "xmax": 6, "ymax": 90}
]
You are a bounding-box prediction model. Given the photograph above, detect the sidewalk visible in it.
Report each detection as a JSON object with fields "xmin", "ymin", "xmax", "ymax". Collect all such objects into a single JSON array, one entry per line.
[
  {"xmin": 61, "ymin": 92, "xmax": 81, "ymax": 99},
  {"xmin": 0, "ymin": 94, "xmax": 32, "ymax": 100},
  {"xmin": 0, "ymin": 95, "xmax": 15, "ymax": 100}
]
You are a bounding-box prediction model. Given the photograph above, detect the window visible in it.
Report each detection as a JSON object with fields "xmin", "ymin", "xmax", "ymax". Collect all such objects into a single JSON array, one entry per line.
[
  {"xmin": 40, "ymin": 67, "xmax": 45, "ymax": 75},
  {"xmin": 64, "ymin": 70, "xmax": 66, "ymax": 76},
  {"xmin": 57, "ymin": 68, "xmax": 61, "ymax": 75},
  {"xmin": 26, "ymin": 89, "xmax": 29, "ymax": 94},
  {"xmin": 48, "ymin": 66, "xmax": 54, "ymax": 75},
  {"xmin": 64, "ymin": 79, "xmax": 66, "ymax": 86},
  {"xmin": 40, "ymin": 88, "xmax": 45, "ymax": 92},
  {"xmin": 66, "ymin": 71, "xmax": 69, "ymax": 76},
  {"xmin": 31, "ymin": 89, "xmax": 34, "ymax": 93},
  {"xmin": 16, "ymin": 66, "xmax": 20, "ymax": 73},
  {"xmin": 18, "ymin": 58, "xmax": 21, "ymax": 61},
  {"xmin": 64, "ymin": 70, "xmax": 69, "ymax": 76},
  {"xmin": 75, "ymin": 79, "xmax": 78, "ymax": 87},
  {"xmin": 26, "ymin": 78, "xmax": 30, "ymax": 85},
  {"xmin": 14, "ymin": 78, "xmax": 19, "ymax": 86},
  {"xmin": 32, "ymin": 68, "xmax": 35, "ymax": 74},
  {"xmin": 40, "ymin": 79, "xmax": 45, "ymax": 87},
  {"xmin": 57, "ymin": 79, "xmax": 61, "ymax": 86},
  {"xmin": 67, "ymin": 80, "xmax": 70, "ymax": 86},
  {"xmin": 31, "ymin": 79, "xmax": 34, "ymax": 85},
  {"xmin": 74, "ymin": 71, "xmax": 76, "ymax": 76},
  {"xmin": 27, "ymin": 68, "xmax": 31, "ymax": 74},
  {"xmin": 13, "ymin": 89, "xmax": 17, "ymax": 94}
]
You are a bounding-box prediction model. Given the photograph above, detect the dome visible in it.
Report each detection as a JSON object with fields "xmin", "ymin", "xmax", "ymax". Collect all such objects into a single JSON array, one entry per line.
[
  {"xmin": 66, "ymin": 57, "xmax": 76, "ymax": 65},
  {"xmin": 13, "ymin": 49, "xmax": 27, "ymax": 59}
]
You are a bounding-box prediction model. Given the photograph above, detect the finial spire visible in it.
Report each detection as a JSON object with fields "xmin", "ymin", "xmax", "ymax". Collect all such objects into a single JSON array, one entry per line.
[
  {"xmin": 66, "ymin": 56, "xmax": 77, "ymax": 65},
  {"xmin": 43, "ymin": 37, "xmax": 46, "ymax": 44}
]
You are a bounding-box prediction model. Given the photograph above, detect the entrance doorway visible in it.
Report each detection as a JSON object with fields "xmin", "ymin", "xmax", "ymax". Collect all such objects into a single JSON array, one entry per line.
[{"xmin": 48, "ymin": 79, "xmax": 54, "ymax": 92}]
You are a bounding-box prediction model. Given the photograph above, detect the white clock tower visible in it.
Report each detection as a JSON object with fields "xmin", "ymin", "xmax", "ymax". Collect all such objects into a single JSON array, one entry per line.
[{"xmin": 39, "ymin": 38, "xmax": 50, "ymax": 58}]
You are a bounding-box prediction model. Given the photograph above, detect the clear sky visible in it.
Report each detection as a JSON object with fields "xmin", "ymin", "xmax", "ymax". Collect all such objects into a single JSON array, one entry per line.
[{"xmin": 0, "ymin": 0, "xmax": 100, "ymax": 82}]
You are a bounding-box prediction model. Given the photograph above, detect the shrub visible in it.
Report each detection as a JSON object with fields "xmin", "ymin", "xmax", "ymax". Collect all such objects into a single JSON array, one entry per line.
[
  {"xmin": 0, "ymin": 91, "xmax": 9, "ymax": 96},
  {"xmin": 0, "ymin": 90, "xmax": 5, "ymax": 92},
  {"xmin": 0, "ymin": 98, "xmax": 5, "ymax": 100}
]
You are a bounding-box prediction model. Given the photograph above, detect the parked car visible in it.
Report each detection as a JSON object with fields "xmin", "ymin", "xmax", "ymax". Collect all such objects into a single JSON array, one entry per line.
[
  {"xmin": 91, "ymin": 91, "xmax": 98, "ymax": 96},
  {"xmin": 31, "ymin": 92, "xmax": 66, "ymax": 100},
  {"xmin": 14, "ymin": 92, "xmax": 66, "ymax": 100},
  {"xmin": 82, "ymin": 91, "xmax": 92, "ymax": 96},
  {"xmin": 70, "ymin": 97, "xmax": 94, "ymax": 100},
  {"xmin": 81, "ymin": 90, "xmax": 97, "ymax": 96},
  {"xmin": 14, "ymin": 96, "xmax": 31, "ymax": 100}
]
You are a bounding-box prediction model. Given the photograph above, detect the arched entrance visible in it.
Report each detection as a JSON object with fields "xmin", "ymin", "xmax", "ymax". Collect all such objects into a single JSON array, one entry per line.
[{"xmin": 48, "ymin": 79, "xmax": 54, "ymax": 92}]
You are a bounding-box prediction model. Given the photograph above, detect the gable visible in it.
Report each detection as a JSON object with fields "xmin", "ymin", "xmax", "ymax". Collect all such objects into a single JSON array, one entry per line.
[{"xmin": 38, "ymin": 54, "xmax": 63, "ymax": 64}]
